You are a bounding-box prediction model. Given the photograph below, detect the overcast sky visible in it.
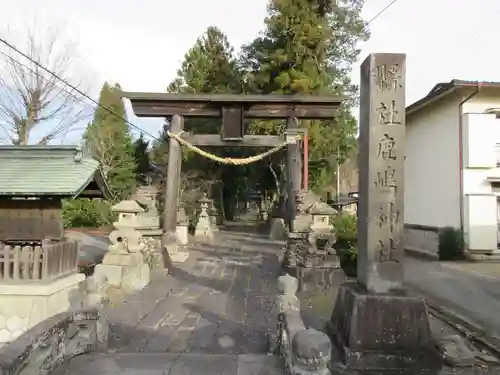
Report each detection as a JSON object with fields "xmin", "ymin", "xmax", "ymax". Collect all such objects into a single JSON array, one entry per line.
[{"xmin": 0, "ymin": 0, "xmax": 498, "ymax": 143}]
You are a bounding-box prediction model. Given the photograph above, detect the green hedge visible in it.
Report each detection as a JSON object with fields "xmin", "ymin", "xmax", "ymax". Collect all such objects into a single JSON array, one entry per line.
[
  {"xmin": 333, "ymin": 213, "xmax": 358, "ymax": 276},
  {"xmin": 438, "ymin": 227, "xmax": 464, "ymax": 260},
  {"xmin": 62, "ymin": 198, "xmax": 116, "ymax": 228}
]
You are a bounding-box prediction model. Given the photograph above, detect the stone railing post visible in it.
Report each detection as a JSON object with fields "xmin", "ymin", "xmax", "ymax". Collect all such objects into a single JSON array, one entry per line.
[
  {"xmin": 275, "ymin": 274, "xmax": 331, "ymax": 375},
  {"xmin": 93, "ymin": 200, "xmax": 150, "ymax": 292}
]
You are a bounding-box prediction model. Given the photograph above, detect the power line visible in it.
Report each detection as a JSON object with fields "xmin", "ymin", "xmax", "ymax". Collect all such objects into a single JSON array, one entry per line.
[
  {"xmin": 0, "ymin": 51, "xmax": 99, "ymax": 143},
  {"xmin": 0, "ymin": 3, "xmax": 399, "ymax": 145},
  {"xmin": 366, "ymin": 0, "xmax": 399, "ymax": 25},
  {"xmin": 0, "ymin": 51, "xmax": 97, "ymax": 112},
  {"xmin": 0, "ymin": 36, "xmax": 159, "ymax": 141}
]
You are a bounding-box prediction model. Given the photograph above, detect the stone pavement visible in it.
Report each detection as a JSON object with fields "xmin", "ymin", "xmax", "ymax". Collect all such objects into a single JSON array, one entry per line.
[
  {"xmin": 102, "ymin": 229, "xmax": 283, "ymax": 354},
  {"xmin": 55, "ymin": 353, "xmax": 282, "ymax": 375},
  {"xmin": 404, "ymin": 256, "xmax": 500, "ymax": 338}
]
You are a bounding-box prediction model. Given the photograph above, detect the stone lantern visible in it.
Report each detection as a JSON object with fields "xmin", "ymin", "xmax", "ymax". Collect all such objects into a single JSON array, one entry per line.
[
  {"xmin": 112, "ymin": 200, "xmax": 143, "ymax": 229},
  {"xmin": 195, "ymin": 194, "xmax": 214, "ymax": 240},
  {"xmin": 306, "ymin": 201, "xmax": 339, "ymax": 266},
  {"xmin": 284, "ymin": 190, "xmax": 345, "ymax": 291},
  {"xmin": 93, "ymin": 200, "xmax": 150, "ymax": 292}
]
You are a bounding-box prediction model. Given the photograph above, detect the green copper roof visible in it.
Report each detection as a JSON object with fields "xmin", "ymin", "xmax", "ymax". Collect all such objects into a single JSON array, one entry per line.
[{"xmin": 0, "ymin": 145, "xmax": 111, "ymax": 197}]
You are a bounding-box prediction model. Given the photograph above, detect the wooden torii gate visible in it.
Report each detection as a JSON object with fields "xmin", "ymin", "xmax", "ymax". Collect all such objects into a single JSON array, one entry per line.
[{"xmin": 124, "ymin": 93, "xmax": 345, "ymax": 267}]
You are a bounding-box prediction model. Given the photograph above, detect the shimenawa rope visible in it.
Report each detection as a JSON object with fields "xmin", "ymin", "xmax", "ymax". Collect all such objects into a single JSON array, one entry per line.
[{"xmin": 166, "ymin": 131, "xmax": 299, "ymax": 166}]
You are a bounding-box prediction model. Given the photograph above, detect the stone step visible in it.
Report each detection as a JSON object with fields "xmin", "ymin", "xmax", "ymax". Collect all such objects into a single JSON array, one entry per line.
[
  {"xmin": 55, "ymin": 353, "xmax": 283, "ymax": 375},
  {"xmin": 465, "ymin": 252, "xmax": 500, "ymax": 262}
]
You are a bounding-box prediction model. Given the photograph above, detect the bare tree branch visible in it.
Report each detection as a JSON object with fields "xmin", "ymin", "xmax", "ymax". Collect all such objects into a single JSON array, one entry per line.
[{"xmin": 0, "ymin": 19, "xmax": 94, "ymax": 144}]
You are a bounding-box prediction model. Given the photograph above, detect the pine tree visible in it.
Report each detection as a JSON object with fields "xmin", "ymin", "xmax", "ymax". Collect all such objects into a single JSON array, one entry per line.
[
  {"xmin": 168, "ymin": 26, "xmax": 242, "ymax": 95},
  {"xmin": 133, "ymin": 133, "xmax": 150, "ymax": 182},
  {"xmin": 150, "ymin": 26, "xmax": 245, "ymax": 218},
  {"xmin": 240, "ymin": 0, "xmax": 368, "ymax": 190},
  {"xmin": 86, "ymin": 82, "xmax": 136, "ymax": 199}
]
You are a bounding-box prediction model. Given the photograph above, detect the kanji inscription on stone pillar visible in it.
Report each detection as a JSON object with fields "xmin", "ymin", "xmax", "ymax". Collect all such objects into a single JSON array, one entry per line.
[{"xmin": 357, "ymin": 53, "xmax": 406, "ymax": 293}]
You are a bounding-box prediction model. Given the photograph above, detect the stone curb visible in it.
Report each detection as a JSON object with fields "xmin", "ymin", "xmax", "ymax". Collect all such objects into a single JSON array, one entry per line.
[
  {"xmin": 405, "ymin": 247, "xmax": 439, "ymax": 261},
  {"xmin": 0, "ymin": 308, "xmax": 108, "ymax": 375},
  {"xmin": 410, "ymin": 286, "xmax": 500, "ymax": 359},
  {"xmin": 66, "ymin": 228, "xmax": 110, "ymax": 236}
]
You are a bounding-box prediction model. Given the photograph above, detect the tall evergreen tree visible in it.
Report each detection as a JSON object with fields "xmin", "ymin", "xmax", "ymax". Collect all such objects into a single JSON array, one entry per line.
[
  {"xmin": 240, "ymin": 0, "xmax": 368, "ymax": 190},
  {"xmin": 168, "ymin": 26, "xmax": 242, "ymax": 95},
  {"xmin": 86, "ymin": 82, "xmax": 136, "ymax": 199},
  {"xmin": 151, "ymin": 26, "xmax": 246, "ymax": 218},
  {"xmin": 133, "ymin": 133, "xmax": 150, "ymax": 183}
]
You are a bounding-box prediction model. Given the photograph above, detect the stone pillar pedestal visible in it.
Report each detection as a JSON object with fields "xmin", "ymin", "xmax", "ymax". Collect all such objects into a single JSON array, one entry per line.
[{"xmin": 328, "ymin": 282, "xmax": 441, "ymax": 371}]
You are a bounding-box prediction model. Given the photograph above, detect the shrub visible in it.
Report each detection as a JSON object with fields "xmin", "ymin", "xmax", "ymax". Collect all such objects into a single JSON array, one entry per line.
[
  {"xmin": 62, "ymin": 198, "xmax": 115, "ymax": 228},
  {"xmin": 332, "ymin": 213, "xmax": 358, "ymax": 276},
  {"xmin": 332, "ymin": 213, "xmax": 357, "ymax": 250},
  {"xmin": 438, "ymin": 227, "xmax": 464, "ymax": 260},
  {"xmin": 340, "ymin": 245, "xmax": 357, "ymax": 277}
]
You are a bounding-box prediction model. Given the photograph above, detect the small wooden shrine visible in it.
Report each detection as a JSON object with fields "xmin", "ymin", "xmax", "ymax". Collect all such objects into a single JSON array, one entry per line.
[{"xmin": 0, "ymin": 145, "xmax": 111, "ymax": 244}]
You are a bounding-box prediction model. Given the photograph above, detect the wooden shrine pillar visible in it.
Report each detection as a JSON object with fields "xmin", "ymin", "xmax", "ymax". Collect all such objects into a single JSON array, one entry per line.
[
  {"xmin": 158, "ymin": 114, "xmax": 184, "ymax": 268},
  {"xmin": 286, "ymin": 116, "xmax": 302, "ymax": 231}
]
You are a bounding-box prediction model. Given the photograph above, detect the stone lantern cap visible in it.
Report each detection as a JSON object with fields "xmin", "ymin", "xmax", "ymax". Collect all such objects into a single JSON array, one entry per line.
[
  {"xmin": 198, "ymin": 194, "xmax": 211, "ymax": 203},
  {"xmin": 309, "ymin": 201, "xmax": 337, "ymax": 216},
  {"xmin": 131, "ymin": 194, "xmax": 149, "ymax": 208},
  {"xmin": 112, "ymin": 200, "xmax": 145, "ymax": 214}
]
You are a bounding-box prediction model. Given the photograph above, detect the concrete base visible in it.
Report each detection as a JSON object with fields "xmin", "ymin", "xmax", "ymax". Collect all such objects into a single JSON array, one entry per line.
[
  {"xmin": 94, "ymin": 252, "xmax": 150, "ymax": 292},
  {"xmin": 149, "ymin": 250, "xmax": 168, "ymax": 270},
  {"xmin": 170, "ymin": 250, "xmax": 190, "ymax": 263},
  {"xmin": 465, "ymin": 250, "xmax": 500, "ymax": 262},
  {"xmin": 166, "ymin": 241, "xmax": 190, "ymax": 263},
  {"xmin": 195, "ymin": 227, "xmax": 214, "ymax": 240},
  {"xmin": 176, "ymin": 225, "xmax": 189, "ymax": 246},
  {"xmin": 328, "ymin": 282, "xmax": 442, "ymax": 372},
  {"xmin": 0, "ymin": 273, "xmax": 86, "ymax": 345},
  {"xmin": 298, "ymin": 266, "xmax": 346, "ymax": 292}
]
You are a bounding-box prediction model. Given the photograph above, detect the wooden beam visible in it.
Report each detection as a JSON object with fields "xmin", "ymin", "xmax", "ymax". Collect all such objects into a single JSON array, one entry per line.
[
  {"xmin": 123, "ymin": 92, "xmax": 346, "ymax": 104},
  {"xmin": 123, "ymin": 93, "xmax": 345, "ymax": 119},
  {"xmin": 183, "ymin": 134, "xmax": 284, "ymax": 147}
]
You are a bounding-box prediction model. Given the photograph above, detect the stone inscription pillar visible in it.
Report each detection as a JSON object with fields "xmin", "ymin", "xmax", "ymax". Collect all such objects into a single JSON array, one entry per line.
[
  {"xmin": 328, "ymin": 54, "xmax": 441, "ymax": 372},
  {"xmin": 357, "ymin": 53, "xmax": 405, "ymax": 293}
]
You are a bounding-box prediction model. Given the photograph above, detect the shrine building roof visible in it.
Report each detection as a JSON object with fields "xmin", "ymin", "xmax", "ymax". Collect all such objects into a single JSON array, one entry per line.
[{"xmin": 0, "ymin": 145, "xmax": 112, "ymax": 199}]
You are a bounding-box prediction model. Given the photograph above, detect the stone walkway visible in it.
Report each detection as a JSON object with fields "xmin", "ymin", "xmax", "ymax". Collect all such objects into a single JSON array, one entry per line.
[
  {"xmin": 56, "ymin": 353, "xmax": 281, "ymax": 375},
  {"xmin": 102, "ymin": 229, "xmax": 283, "ymax": 354}
]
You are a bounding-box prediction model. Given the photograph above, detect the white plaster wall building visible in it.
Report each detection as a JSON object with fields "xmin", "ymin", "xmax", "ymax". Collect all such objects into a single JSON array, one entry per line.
[{"xmin": 405, "ymin": 80, "xmax": 500, "ymax": 260}]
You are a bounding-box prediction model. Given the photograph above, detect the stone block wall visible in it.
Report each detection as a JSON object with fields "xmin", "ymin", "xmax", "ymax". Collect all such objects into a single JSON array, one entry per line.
[
  {"xmin": 0, "ymin": 308, "xmax": 108, "ymax": 375},
  {"xmin": 0, "ymin": 273, "xmax": 86, "ymax": 345},
  {"xmin": 404, "ymin": 224, "xmax": 440, "ymax": 259}
]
